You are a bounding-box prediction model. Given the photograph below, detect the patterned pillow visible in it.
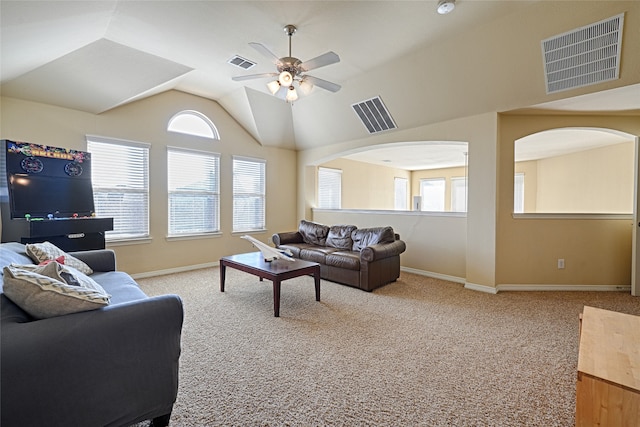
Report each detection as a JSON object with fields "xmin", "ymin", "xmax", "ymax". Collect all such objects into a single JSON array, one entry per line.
[
  {"xmin": 26, "ymin": 242, "xmax": 93, "ymax": 275},
  {"xmin": 3, "ymin": 262, "xmax": 110, "ymax": 319}
]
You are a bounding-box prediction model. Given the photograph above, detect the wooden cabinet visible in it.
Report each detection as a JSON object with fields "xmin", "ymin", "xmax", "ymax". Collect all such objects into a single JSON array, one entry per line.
[
  {"xmin": 576, "ymin": 306, "xmax": 640, "ymax": 426},
  {"xmin": 13, "ymin": 217, "xmax": 113, "ymax": 251}
]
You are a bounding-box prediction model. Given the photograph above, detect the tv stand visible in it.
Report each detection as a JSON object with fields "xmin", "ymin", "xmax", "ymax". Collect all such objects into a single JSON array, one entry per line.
[{"xmin": 15, "ymin": 217, "xmax": 114, "ymax": 252}]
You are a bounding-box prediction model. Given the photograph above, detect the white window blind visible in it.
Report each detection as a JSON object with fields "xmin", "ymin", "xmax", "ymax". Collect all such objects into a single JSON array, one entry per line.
[
  {"xmin": 233, "ymin": 156, "xmax": 266, "ymax": 232},
  {"xmin": 420, "ymin": 178, "xmax": 445, "ymax": 212},
  {"xmin": 87, "ymin": 137, "xmax": 149, "ymax": 240},
  {"xmin": 318, "ymin": 167, "xmax": 342, "ymax": 209},
  {"xmin": 451, "ymin": 177, "xmax": 467, "ymax": 212},
  {"xmin": 514, "ymin": 173, "xmax": 525, "ymax": 213},
  {"xmin": 168, "ymin": 148, "xmax": 220, "ymax": 236},
  {"xmin": 394, "ymin": 177, "xmax": 408, "ymax": 210}
]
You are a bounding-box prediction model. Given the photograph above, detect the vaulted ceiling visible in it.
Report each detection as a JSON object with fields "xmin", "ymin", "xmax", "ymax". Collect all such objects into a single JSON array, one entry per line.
[{"xmin": 2, "ymin": 1, "xmax": 639, "ymax": 159}]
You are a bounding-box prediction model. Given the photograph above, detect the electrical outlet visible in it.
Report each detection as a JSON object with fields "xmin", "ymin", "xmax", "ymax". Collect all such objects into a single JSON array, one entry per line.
[{"xmin": 557, "ymin": 259, "xmax": 565, "ymax": 269}]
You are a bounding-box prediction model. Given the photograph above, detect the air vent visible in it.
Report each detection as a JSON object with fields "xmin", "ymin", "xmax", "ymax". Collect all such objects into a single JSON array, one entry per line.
[
  {"xmin": 228, "ymin": 55, "xmax": 256, "ymax": 70},
  {"xmin": 352, "ymin": 96, "xmax": 397, "ymax": 134},
  {"xmin": 541, "ymin": 13, "xmax": 624, "ymax": 94}
]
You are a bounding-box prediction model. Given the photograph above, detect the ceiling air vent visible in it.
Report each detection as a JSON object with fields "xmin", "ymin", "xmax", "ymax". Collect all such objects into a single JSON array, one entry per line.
[
  {"xmin": 352, "ymin": 96, "xmax": 397, "ymax": 134},
  {"xmin": 228, "ymin": 55, "xmax": 256, "ymax": 70},
  {"xmin": 541, "ymin": 13, "xmax": 624, "ymax": 94}
]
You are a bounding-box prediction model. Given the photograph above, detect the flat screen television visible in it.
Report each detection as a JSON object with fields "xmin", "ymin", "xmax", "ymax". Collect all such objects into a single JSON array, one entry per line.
[{"xmin": 8, "ymin": 173, "xmax": 95, "ymax": 219}]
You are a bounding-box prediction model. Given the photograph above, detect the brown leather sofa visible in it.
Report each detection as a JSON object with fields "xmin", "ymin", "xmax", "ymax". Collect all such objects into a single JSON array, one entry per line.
[{"xmin": 272, "ymin": 220, "xmax": 406, "ymax": 291}]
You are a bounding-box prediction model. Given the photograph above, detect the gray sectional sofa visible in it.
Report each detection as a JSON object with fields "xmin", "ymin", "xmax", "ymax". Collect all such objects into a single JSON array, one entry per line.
[
  {"xmin": 272, "ymin": 220, "xmax": 406, "ymax": 291},
  {"xmin": 0, "ymin": 242, "xmax": 183, "ymax": 427}
]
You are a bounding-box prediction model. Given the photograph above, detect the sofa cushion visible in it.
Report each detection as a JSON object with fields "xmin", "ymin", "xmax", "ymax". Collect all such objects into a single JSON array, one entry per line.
[
  {"xmin": 326, "ymin": 225, "xmax": 357, "ymax": 250},
  {"xmin": 298, "ymin": 220, "xmax": 330, "ymax": 246},
  {"xmin": 91, "ymin": 271, "xmax": 148, "ymax": 304},
  {"xmin": 299, "ymin": 246, "xmax": 339, "ymax": 263},
  {"xmin": 276, "ymin": 243, "xmax": 316, "ymax": 258},
  {"xmin": 351, "ymin": 226, "xmax": 396, "ymax": 252},
  {"xmin": 3, "ymin": 262, "xmax": 110, "ymax": 319},
  {"xmin": 26, "ymin": 241, "xmax": 93, "ymax": 275},
  {"xmin": 325, "ymin": 251, "xmax": 360, "ymax": 270}
]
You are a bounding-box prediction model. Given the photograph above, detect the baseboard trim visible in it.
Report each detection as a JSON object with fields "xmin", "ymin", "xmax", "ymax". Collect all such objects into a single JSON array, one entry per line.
[
  {"xmin": 400, "ymin": 267, "xmax": 465, "ymax": 284},
  {"xmin": 131, "ymin": 261, "xmax": 219, "ymax": 279},
  {"xmin": 464, "ymin": 282, "xmax": 499, "ymax": 294},
  {"xmin": 497, "ymin": 284, "xmax": 631, "ymax": 292}
]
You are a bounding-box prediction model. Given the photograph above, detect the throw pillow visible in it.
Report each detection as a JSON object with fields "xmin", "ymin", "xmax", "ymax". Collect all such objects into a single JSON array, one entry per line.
[
  {"xmin": 26, "ymin": 242, "xmax": 93, "ymax": 275},
  {"xmin": 298, "ymin": 220, "xmax": 330, "ymax": 246},
  {"xmin": 3, "ymin": 262, "xmax": 110, "ymax": 319},
  {"xmin": 326, "ymin": 225, "xmax": 357, "ymax": 250},
  {"xmin": 351, "ymin": 226, "xmax": 396, "ymax": 252}
]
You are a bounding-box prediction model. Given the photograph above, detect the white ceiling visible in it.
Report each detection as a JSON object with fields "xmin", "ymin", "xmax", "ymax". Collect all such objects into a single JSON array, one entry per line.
[
  {"xmin": 1, "ymin": 1, "xmax": 638, "ymax": 170},
  {"xmin": 1, "ymin": 1, "xmax": 537, "ymax": 111}
]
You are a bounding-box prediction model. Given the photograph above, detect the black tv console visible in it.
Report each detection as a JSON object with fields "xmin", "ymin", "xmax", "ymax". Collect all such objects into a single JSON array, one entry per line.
[{"xmin": 15, "ymin": 217, "xmax": 114, "ymax": 252}]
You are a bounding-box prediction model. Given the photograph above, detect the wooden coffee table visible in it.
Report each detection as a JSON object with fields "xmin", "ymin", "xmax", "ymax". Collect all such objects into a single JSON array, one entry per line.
[{"xmin": 219, "ymin": 252, "xmax": 321, "ymax": 317}]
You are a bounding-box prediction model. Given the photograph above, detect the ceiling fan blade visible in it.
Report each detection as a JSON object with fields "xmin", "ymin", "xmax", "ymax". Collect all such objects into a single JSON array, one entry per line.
[
  {"xmin": 248, "ymin": 42, "xmax": 281, "ymax": 64},
  {"xmin": 232, "ymin": 73, "xmax": 278, "ymax": 82},
  {"xmin": 302, "ymin": 75, "xmax": 341, "ymax": 93},
  {"xmin": 299, "ymin": 51, "xmax": 340, "ymax": 72}
]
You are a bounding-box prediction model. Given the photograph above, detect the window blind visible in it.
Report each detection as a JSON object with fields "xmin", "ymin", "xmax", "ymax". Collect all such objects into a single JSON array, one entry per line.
[
  {"xmin": 318, "ymin": 167, "xmax": 342, "ymax": 209},
  {"xmin": 233, "ymin": 156, "xmax": 266, "ymax": 232},
  {"xmin": 514, "ymin": 173, "xmax": 525, "ymax": 213},
  {"xmin": 168, "ymin": 148, "xmax": 220, "ymax": 236},
  {"xmin": 420, "ymin": 178, "xmax": 445, "ymax": 212},
  {"xmin": 451, "ymin": 177, "xmax": 467, "ymax": 212},
  {"xmin": 394, "ymin": 177, "xmax": 408, "ymax": 210},
  {"xmin": 87, "ymin": 137, "xmax": 149, "ymax": 240}
]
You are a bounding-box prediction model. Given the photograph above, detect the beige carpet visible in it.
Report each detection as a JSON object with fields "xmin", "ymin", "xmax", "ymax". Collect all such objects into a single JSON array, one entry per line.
[{"xmin": 136, "ymin": 267, "xmax": 640, "ymax": 426}]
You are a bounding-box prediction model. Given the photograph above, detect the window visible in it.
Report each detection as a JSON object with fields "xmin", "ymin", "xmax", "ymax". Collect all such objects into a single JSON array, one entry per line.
[
  {"xmin": 233, "ymin": 156, "xmax": 266, "ymax": 232},
  {"xmin": 167, "ymin": 148, "xmax": 220, "ymax": 236},
  {"xmin": 420, "ymin": 178, "xmax": 445, "ymax": 212},
  {"xmin": 394, "ymin": 177, "xmax": 408, "ymax": 210},
  {"xmin": 514, "ymin": 173, "xmax": 525, "ymax": 213},
  {"xmin": 451, "ymin": 177, "xmax": 467, "ymax": 212},
  {"xmin": 87, "ymin": 137, "xmax": 149, "ymax": 240},
  {"xmin": 167, "ymin": 110, "xmax": 219, "ymax": 139},
  {"xmin": 318, "ymin": 167, "xmax": 342, "ymax": 209}
]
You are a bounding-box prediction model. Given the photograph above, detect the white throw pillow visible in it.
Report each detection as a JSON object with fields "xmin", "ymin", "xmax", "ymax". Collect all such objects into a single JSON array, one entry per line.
[
  {"xmin": 26, "ymin": 241, "xmax": 93, "ymax": 275},
  {"xmin": 3, "ymin": 262, "xmax": 110, "ymax": 319}
]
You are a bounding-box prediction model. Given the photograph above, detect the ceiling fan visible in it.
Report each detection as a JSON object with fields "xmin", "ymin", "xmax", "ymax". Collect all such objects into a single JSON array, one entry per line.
[{"xmin": 232, "ymin": 24, "xmax": 341, "ymax": 102}]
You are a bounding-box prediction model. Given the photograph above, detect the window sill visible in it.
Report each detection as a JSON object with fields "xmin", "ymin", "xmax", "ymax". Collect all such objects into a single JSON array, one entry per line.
[
  {"xmin": 166, "ymin": 232, "xmax": 222, "ymax": 241},
  {"xmin": 231, "ymin": 229, "xmax": 268, "ymax": 236},
  {"xmin": 106, "ymin": 236, "xmax": 153, "ymax": 247}
]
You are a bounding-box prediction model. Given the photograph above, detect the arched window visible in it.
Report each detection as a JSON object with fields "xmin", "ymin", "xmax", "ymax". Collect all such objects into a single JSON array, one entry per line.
[{"xmin": 167, "ymin": 110, "xmax": 220, "ymax": 140}]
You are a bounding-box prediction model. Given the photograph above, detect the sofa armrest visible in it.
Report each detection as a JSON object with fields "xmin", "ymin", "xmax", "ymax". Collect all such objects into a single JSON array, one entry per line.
[
  {"xmin": 272, "ymin": 231, "xmax": 304, "ymax": 246},
  {"xmin": 360, "ymin": 239, "xmax": 406, "ymax": 262},
  {"xmin": 68, "ymin": 249, "xmax": 117, "ymax": 272},
  {"xmin": 1, "ymin": 294, "xmax": 184, "ymax": 427}
]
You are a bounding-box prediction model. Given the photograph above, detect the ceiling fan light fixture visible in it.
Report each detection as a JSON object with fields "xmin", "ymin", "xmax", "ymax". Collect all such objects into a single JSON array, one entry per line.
[
  {"xmin": 267, "ymin": 80, "xmax": 281, "ymax": 95},
  {"xmin": 437, "ymin": 0, "xmax": 455, "ymax": 14},
  {"xmin": 299, "ymin": 78, "xmax": 314, "ymax": 95},
  {"xmin": 286, "ymin": 86, "xmax": 298, "ymax": 102},
  {"xmin": 278, "ymin": 71, "xmax": 293, "ymax": 86}
]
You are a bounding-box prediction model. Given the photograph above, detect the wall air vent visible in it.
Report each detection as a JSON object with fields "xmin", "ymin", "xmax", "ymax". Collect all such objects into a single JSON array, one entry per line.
[
  {"xmin": 352, "ymin": 96, "xmax": 397, "ymax": 134},
  {"xmin": 541, "ymin": 13, "xmax": 624, "ymax": 94},
  {"xmin": 228, "ymin": 55, "xmax": 256, "ymax": 70}
]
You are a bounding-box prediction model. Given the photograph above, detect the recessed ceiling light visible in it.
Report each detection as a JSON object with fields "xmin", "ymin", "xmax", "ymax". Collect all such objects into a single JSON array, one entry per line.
[{"xmin": 437, "ymin": 0, "xmax": 455, "ymax": 15}]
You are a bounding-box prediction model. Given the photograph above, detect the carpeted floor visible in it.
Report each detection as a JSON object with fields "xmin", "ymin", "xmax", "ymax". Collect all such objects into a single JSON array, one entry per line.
[{"xmin": 136, "ymin": 267, "xmax": 640, "ymax": 426}]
